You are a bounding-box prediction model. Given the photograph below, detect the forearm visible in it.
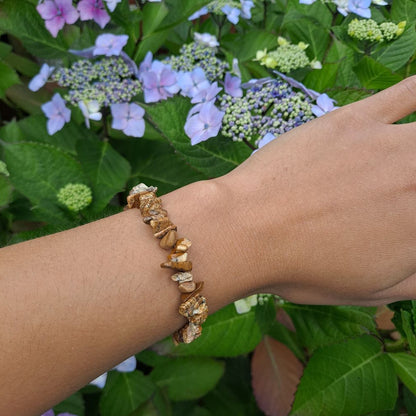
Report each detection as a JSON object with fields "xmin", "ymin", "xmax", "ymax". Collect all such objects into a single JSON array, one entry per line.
[{"xmin": 0, "ymin": 179, "xmax": 256, "ymax": 415}]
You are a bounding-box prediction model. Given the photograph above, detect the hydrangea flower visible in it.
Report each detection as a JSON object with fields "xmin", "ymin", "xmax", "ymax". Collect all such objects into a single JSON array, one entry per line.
[
  {"xmin": 184, "ymin": 102, "xmax": 225, "ymax": 145},
  {"xmin": 240, "ymin": 0, "xmax": 254, "ymax": 18},
  {"xmin": 90, "ymin": 355, "xmax": 137, "ymax": 388},
  {"xmin": 36, "ymin": 0, "xmax": 79, "ymax": 38},
  {"xmin": 41, "ymin": 410, "xmax": 77, "ymax": 416},
  {"xmin": 224, "ymin": 72, "xmax": 242, "ymax": 98},
  {"xmin": 188, "ymin": 1, "xmax": 254, "ymax": 23},
  {"xmin": 221, "ymin": 4, "xmax": 241, "ymax": 24},
  {"xmin": 311, "ymin": 93, "xmax": 339, "ymax": 117},
  {"xmin": 93, "ymin": 34, "xmax": 129, "ymax": 56},
  {"xmin": 111, "ymin": 102, "xmax": 145, "ymax": 137},
  {"xmin": 28, "ymin": 63, "xmax": 55, "ymax": 92},
  {"xmin": 79, "ymin": 100, "xmax": 102, "ymax": 128},
  {"xmin": 234, "ymin": 295, "xmax": 258, "ymax": 314},
  {"xmin": 41, "ymin": 93, "xmax": 71, "ymax": 135},
  {"xmin": 57, "ymin": 183, "xmax": 92, "ymax": 212},
  {"xmin": 141, "ymin": 61, "xmax": 180, "ymax": 103},
  {"xmin": 177, "ymin": 67, "xmax": 210, "ymax": 98},
  {"xmin": 253, "ymin": 132, "xmax": 276, "ymax": 154},
  {"xmin": 188, "ymin": 6, "xmax": 208, "ymax": 20},
  {"xmin": 104, "ymin": 0, "xmax": 122, "ymax": 12},
  {"xmin": 77, "ymin": 0, "xmax": 110, "ymax": 28},
  {"xmin": 348, "ymin": 0, "xmax": 371, "ymax": 18},
  {"xmin": 193, "ymin": 32, "xmax": 219, "ymax": 48},
  {"xmin": 188, "ymin": 81, "xmax": 222, "ymax": 116}
]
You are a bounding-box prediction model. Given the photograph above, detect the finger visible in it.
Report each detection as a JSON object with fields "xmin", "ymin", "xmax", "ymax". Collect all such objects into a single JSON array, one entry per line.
[{"xmin": 352, "ymin": 76, "xmax": 416, "ymax": 124}]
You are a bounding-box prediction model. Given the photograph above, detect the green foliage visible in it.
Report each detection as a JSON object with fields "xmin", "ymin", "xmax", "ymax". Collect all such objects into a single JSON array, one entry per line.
[{"xmin": 291, "ymin": 336, "xmax": 398, "ymax": 416}]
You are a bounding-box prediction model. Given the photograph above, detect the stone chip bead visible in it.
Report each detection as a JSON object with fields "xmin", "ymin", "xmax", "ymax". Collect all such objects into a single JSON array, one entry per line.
[
  {"xmin": 168, "ymin": 252, "xmax": 188, "ymax": 263},
  {"xmin": 160, "ymin": 229, "xmax": 177, "ymax": 250},
  {"xmin": 180, "ymin": 281, "xmax": 204, "ymax": 302},
  {"xmin": 174, "ymin": 238, "xmax": 192, "ymax": 252},
  {"xmin": 173, "ymin": 322, "xmax": 202, "ymax": 345},
  {"xmin": 170, "ymin": 271, "xmax": 193, "ymax": 283},
  {"xmin": 161, "ymin": 260, "xmax": 192, "ymax": 272},
  {"xmin": 179, "ymin": 293, "xmax": 208, "ymax": 325},
  {"xmin": 178, "ymin": 281, "xmax": 196, "ymax": 293}
]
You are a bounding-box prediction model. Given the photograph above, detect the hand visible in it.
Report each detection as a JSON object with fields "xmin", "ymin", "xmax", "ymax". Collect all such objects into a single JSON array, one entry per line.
[{"xmin": 217, "ymin": 76, "xmax": 416, "ymax": 306}]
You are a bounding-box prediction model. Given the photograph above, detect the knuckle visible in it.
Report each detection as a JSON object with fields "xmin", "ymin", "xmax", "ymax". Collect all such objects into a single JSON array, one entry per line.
[{"xmin": 398, "ymin": 75, "xmax": 416, "ymax": 96}]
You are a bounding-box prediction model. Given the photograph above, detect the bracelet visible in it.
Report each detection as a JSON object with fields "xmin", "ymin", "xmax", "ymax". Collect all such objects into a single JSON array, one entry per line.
[{"xmin": 126, "ymin": 183, "xmax": 208, "ymax": 344}]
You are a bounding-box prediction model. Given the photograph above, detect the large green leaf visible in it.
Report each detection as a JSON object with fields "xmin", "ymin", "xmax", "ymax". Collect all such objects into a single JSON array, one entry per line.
[
  {"xmin": 76, "ymin": 139, "xmax": 131, "ymax": 212},
  {"xmin": 291, "ymin": 336, "xmax": 398, "ymax": 416},
  {"xmin": 114, "ymin": 138, "xmax": 207, "ymax": 196},
  {"xmin": 0, "ymin": 60, "xmax": 20, "ymax": 98},
  {"xmin": 374, "ymin": 27, "xmax": 416, "ymax": 71},
  {"xmin": 402, "ymin": 310, "xmax": 416, "ymax": 355},
  {"xmin": 3, "ymin": 141, "xmax": 86, "ymax": 224},
  {"xmin": 303, "ymin": 63, "xmax": 339, "ymax": 92},
  {"xmin": 0, "ymin": 0, "xmax": 69, "ymax": 59},
  {"xmin": 353, "ymin": 56, "xmax": 402, "ymax": 90},
  {"xmin": 389, "ymin": 353, "xmax": 416, "ymax": 395},
  {"xmin": 391, "ymin": 0, "xmax": 416, "ymax": 22},
  {"xmin": 327, "ymin": 87, "xmax": 373, "ymax": 106},
  {"xmin": 142, "ymin": 2, "xmax": 170, "ymax": 36},
  {"xmin": 0, "ymin": 175, "xmax": 12, "ymax": 207},
  {"xmin": 100, "ymin": 371, "xmax": 157, "ymax": 416},
  {"xmin": 54, "ymin": 392, "xmax": 85, "ymax": 416},
  {"xmin": 143, "ymin": 97, "xmax": 251, "ymax": 178},
  {"xmin": 283, "ymin": 304, "xmax": 376, "ymax": 351},
  {"xmin": 159, "ymin": 303, "xmax": 262, "ymax": 357},
  {"xmin": 149, "ymin": 357, "xmax": 224, "ymax": 401},
  {"xmin": 404, "ymin": 386, "xmax": 416, "ymax": 416}
]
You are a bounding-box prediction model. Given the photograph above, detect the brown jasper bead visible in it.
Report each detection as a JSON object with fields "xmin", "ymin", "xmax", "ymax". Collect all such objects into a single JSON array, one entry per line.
[
  {"xmin": 181, "ymin": 281, "xmax": 204, "ymax": 302},
  {"xmin": 150, "ymin": 217, "xmax": 172, "ymax": 233},
  {"xmin": 154, "ymin": 224, "xmax": 177, "ymax": 239},
  {"xmin": 160, "ymin": 230, "xmax": 177, "ymax": 250},
  {"xmin": 126, "ymin": 193, "xmax": 141, "ymax": 209},
  {"xmin": 160, "ymin": 260, "xmax": 192, "ymax": 272},
  {"xmin": 174, "ymin": 238, "xmax": 192, "ymax": 252},
  {"xmin": 179, "ymin": 294, "xmax": 208, "ymax": 322},
  {"xmin": 143, "ymin": 209, "xmax": 168, "ymax": 224},
  {"xmin": 170, "ymin": 272, "xmax": 193, "ymax": 283},
  {"xmin": 178, "ymin": 281, "xmax": 196, "ymax": 293},
  {"xmin": 173, "ymin": 322, "xmax": 202, "ymax": 345},
  {"xmin": 167, "ymin": 252, "xmax": 188, "ymax": 263}
]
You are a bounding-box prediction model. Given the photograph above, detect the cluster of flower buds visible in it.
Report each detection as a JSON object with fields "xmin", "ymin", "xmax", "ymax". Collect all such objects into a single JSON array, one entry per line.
[{"xmin": 348, "ymin": 19, "xmax": 406, "ymax": 42}]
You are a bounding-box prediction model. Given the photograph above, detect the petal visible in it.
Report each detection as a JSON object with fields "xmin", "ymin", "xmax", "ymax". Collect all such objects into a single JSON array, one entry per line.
[
  {"xmin": 114, "ymin": 355, "xmax": 137, "ymax": 372},
  {"xmin": 45, "ymin": 16, "xmax": 65, "ymax": 37},
  {"xmin": 89, "ymin": 372, "xmax": 108, "ymax": 388},
  {"xmin": 316, "ymin": 93, "xmax": 334, "ymax": 112},
  {"xmin": 40, "ymin": 410, "xmax": 55, "ymax": 416},
  {"xmin": 47, "ymin": 115, "xmax": 65, "ymax": 135},
  {"xmin": 111, "ymin": 102, "xmax": 129, "ymax": 120},
  {"xmin": 160, "ymin": 68, "xmax": 177, "ymax": 87},
  {"xmin": 141, "ymin": 71, "xmax": 157, "ymax": 89},
  {"xmin": 234, "ymin": 299, "xmax": 251, "ymax": 314},
  {"xmin": 143, "ymin": 87, "xmax": 161, "ymax": 103},
  {"xmin": 28, "ymin": 74, "xmax": 46, "ymax": 92},
  {"xmin": 77, "ymin": 0, "xmax": 94, "ymax": 20},
  {"xmin": 129, "ymin": 103, "xmax": 145, "ymax": 120},
  {"xmin": 184, "ymin": 113, "xmax": 204, "ymax": 139},
  {"xmin": 124, "ymin": 119, "xmax": 145, "ymax": 137},
  {"xmin": 257, "ymin": 132, "xmax": 276, "ymax": 149},
  {"xmin": 36, "ymin": 1, "xmax": 57, "ymax": 20},
  {"xmin": 93, "ymin": 8, "xmax": 111, "ymax": 28},
  {"xmin": 311, "ymin": 105, "xmax": 326, "ymax": 117}
]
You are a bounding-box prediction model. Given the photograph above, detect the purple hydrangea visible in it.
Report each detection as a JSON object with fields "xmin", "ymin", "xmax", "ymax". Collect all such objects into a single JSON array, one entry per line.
[
  {"xmin": 104, "ymin": 0, "xmax": 122, "ymax": 12},
  {"xmin": 188, "ymin": 81, "xmax": 222, "ymax": 116},
  {"xmin": 36, "ymin": 0, "xmax": 79, "ymax": 38},
  {"xmin": 184, "ymin": 102, "xmax": 224, "ymax": 145},
  {"xmin": 177, "ymin": 67, "xmax": 210, "ymax": 98},
  {"xmin": 348, "ymin": 0, "xmax": 371, "ymax": 18},
  {"xmin": 253, "ymin": 132, "xmax": 276, "ymax": 154},
  {"xmin": 93, "ymin": 34, "xmax": 129, "ymax": 56},
  {"xmin": 41, "ymin": 411, "xmax": 77, "ymax": 416},
  {"xmin": 41, "ymin": 93, "xmax": 71, "ymax": 135},
  {"xmin": 111, "ymin": 103, "xmax": 145, "ymax": 137},
  {"xmin": 224, "ymin": 72, "xmax": 243, "ymax": 98},
  {"xmin": 240, "ymin": 0, "xmax": 255, "ymax": 19},
  {"xmin": 141, "ymin": 61, "xmax": 180, "ymax": 103},
  {"xmin": 90, "ymin": 355, "xmax": 137, "ymax": 388},
  {"xmin": 28, "ymin": 63, "xmax": 55, "ymax": 92},
  {"xmin": 77, "ymin": 0, "xmax": 110, "ymax": 28},
  {"xmin": 188, "ymin": 6, "xmax": 208, "ymax": 20},
  {"xmin": 311, "ymin": 93, "xmax": 339, "ymax": 117},
  {"xmin": 221, "ymin": 5, "xmax": 241, "ymax": 24}
]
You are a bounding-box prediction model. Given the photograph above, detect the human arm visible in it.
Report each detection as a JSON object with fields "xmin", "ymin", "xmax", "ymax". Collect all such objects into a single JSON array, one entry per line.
[{"xmin": 2, "ymin": 77, "xmax": 416, "ymax": 415}]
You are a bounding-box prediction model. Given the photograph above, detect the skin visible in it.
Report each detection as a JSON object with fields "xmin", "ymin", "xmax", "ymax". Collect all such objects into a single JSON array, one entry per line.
[{"xmin": 1, "ymin": 77, "xmax": 416, "ymax": 414}]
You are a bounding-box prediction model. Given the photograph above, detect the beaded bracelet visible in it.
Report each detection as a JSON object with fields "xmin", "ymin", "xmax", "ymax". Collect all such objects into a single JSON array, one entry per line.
[{"xmin": 126, "ymin": 183, "xmax": 208, "ymax": 344}]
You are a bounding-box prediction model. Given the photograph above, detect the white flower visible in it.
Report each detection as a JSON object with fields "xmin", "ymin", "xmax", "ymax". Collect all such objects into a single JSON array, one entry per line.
[
  {"xmin": 234, "ymin": 295, "xmax": 258, "ymax": 314},
  {"xmin": 79, "ymin": 100, "xmax": 102, "ymax": 128},
  {"xmin": 193, "ymin": 32, "xmax": 219, "ymax": 48}
]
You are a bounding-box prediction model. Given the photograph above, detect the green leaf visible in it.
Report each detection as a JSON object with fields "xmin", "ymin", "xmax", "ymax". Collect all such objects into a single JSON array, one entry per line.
[
  {"xmin": 54, "ymin": 391, "xmax": 85, "ymax": 416},
  {"xmin": 0, "ymin": 60, "xmax": 20, "ymax": 98},
  {"xmin": 76, "ymin": 139, "xmax": 131, "ymax": 212},
  {"xmin": 389, "ymin": 353, "xmax": 416, "ymax": 395},
  {"xmin": 114, "ymin": 138, "xmax": 207, "ymax": 196},
  {"xmin": 283, "ymin": 304, "xmax": 376, "ymax": 351},
  {"xmin": 291, "ymin": 336, "xmax": 398, "ymax": 416},
  {"xmin": 3, "ymin": 141, "xmax": 86, "ymax": 224},
  {"xmin": 402, "ymin": 310, "xmax": 416, "ymax": 354},
  {"xmin": 0, "ymin": 0, "xmax": 69, "ymax": 59},
  {"xmin": 221, "ymin": 30, "xmax": 277, "ymax": 63},
  {"xmin": 353, "ymin": 56, "xmax": 403, "ymax": 90},
  {"xmin": 100, "ymin": 371, "xmax": 157, "ymax": 416},
  {"xmin": 149, "ymin": 357, "xmax": 224, "ymax": 401},
  {"xmin": 303, "ymin": 63, "xmax": 339, "ymax": 92},
  {"xmin": 391, "ymin": 0, "xmax": 416, "ymax": 22},
  {"xmin": 143, "ymin": 96, "xmax": 251, "ymax": 178},
  {"xmin": 374, "ymin": 27, "xmax": 416, "ymax": 71},
  {"xmin": 327, "ymin": 87, "xmax": 373, "ymax": 106},
  {"xmin": 404, "ymin": 386, "xmax": 416, "ymax": 416},
  {"xmin": 282, "ymin": 9, "xmax": 331, "ymax": 60},
  {"xmin": 142, "ymin": 2, "xmax": 170, "ymax": 36},
  {"xmin": 129, "ymin": 386, "xmax": 172, "ymax": 416},
  {"xmin": 0, "ymin": 175, "xmax": 12, "ymax": 207},
  {"xmin": 159, "ymin": 304, "xmax": 262, "ymax": 357}
]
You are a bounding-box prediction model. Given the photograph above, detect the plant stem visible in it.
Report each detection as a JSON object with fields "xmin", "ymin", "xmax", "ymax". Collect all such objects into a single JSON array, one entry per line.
[{"xmin": 243, "ymin": 137, "xmax": 256, "ymax": 151}]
